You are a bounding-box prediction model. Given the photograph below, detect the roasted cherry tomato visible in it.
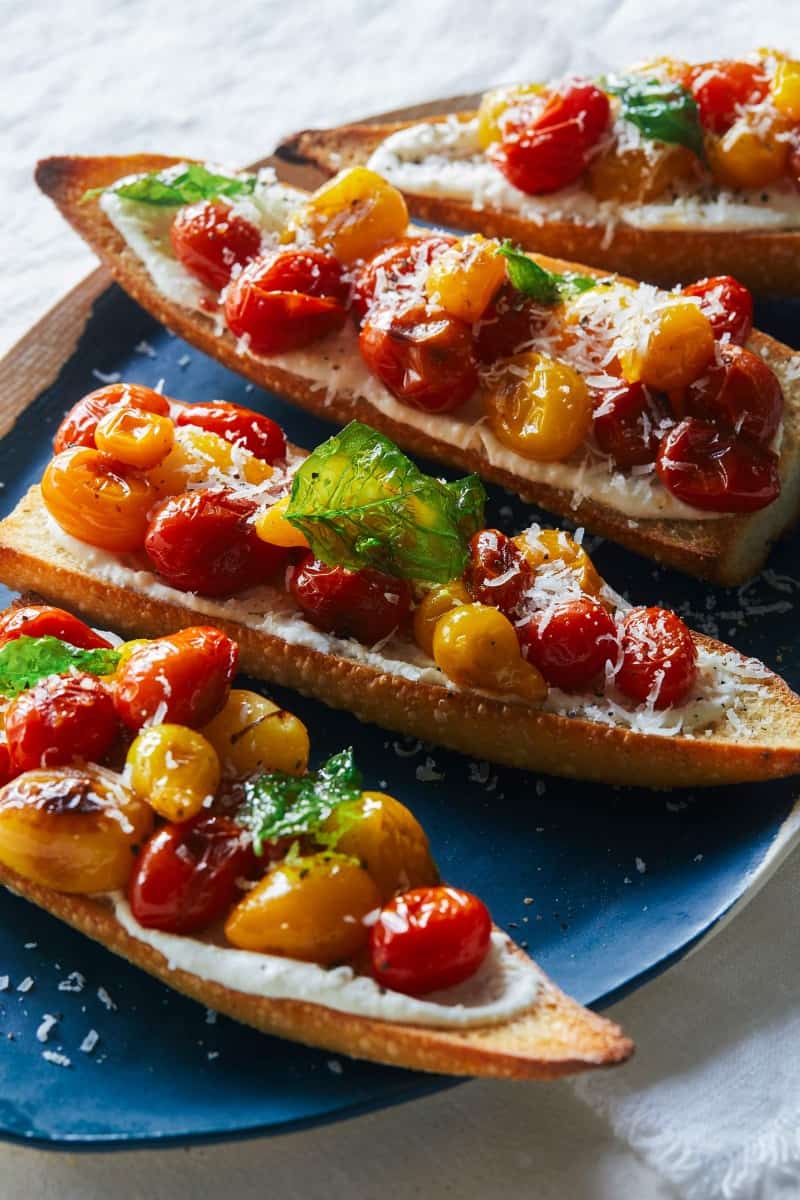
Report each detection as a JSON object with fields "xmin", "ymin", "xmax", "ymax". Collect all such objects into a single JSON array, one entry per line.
[
  {"xmin": 145, "ymin": 488, "xmax": 290, "ymax": 596},
  {"xmin": 370, "ymin": 885, "xmax": 492, "ymax": 996},
  {"xmin": 113, "ymin": 627, "xmax": 238, "ymax": 732},
  {"xmin": 657, "ymin": 417, "xmax": 781, "ymax": 512},
  {"xmin": 687, "ymin": 61, "xmax": 769, "ymax": 134},
  {"xmin": 517, "ymin": 598, "xmax": 618, "ymax": 691},
  {"xmin": 224, "ymin": 249, "xmax": 348, "ymax": 355},
  {"xmin": 5, "ymin": 674, "xmax": 118, "ymax": 772},
  {"xmin": 129, "ymin": 814, "xmax": 254, "ymax": 933},
  {"xmin": 359, "ymin": 304, "xmax": 478, "ymax": 414},
  {"xmin": 175, "ymin": 400, "xmax": 286, "ymax": 464},
  {"xmin": 0, "ymin": 605, "xmax": 111, "ymax": 650},
  {"xmin": 474, "ymin": 284, "xmax": 549, "ymax": 364},
  {"xmin": 681, "ymin": 343, "xmax": 783, "ymax": 446},
  {"xmin": 681, "ymin": 276, "xmax": 753, "ymax": 345},
  {"xmin": 592, "ymin": 381, "xmax": 669, "ymax": 468},
  {"xmin": 170, "ymin": 200, "xmax": 262, "ymax": 292},
  {"xmin": 494, "ymin": 81, "xmax": 610, "ymax": 194},
  {"xmin": 464, "ymin": 528, "xmax": 533, "ymax": 619},
  {"xmin": 42, "ymin": 447, "xmax": 158, "ymax": 553},
  {"xmin": 350, "ymin": 235, "xmax": 457, "ymax": 323},
  {"xmin": 53, "ymin": 384, "xmax": 170, "ymax": 454},
  {"xmin": 0, "ymin": 745, "xmax": 14, "ymax": 789},
  {"xmin": 288, "ymin": 554, "xmax": 412, "ymax": 645},
  {"xmin": 615, "ymin": 606, "xmax": 698, "ymax": 709}
]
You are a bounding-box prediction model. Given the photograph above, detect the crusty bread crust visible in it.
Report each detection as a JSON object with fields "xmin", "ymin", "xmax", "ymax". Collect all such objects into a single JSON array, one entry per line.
[
  {"xmin": 34, "ymin": 153, "xmax": 800, "ymax": 586},
  {"xmin": 278, "ymin": 120, "xmax": 800, "ymax": 297},
  {"xmin": 2, "ymin": 486, "xmax": 800, "ymax": 788}
]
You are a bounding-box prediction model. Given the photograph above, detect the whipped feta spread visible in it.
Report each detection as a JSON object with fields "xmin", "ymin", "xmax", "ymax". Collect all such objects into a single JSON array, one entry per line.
[
  {"xmin": 111, "ymin": 893, "xmax": 541, "ymax": 1028},
  {"xmin": 367, "ymin": 117, "xmax": 800, "ymax": 233}
]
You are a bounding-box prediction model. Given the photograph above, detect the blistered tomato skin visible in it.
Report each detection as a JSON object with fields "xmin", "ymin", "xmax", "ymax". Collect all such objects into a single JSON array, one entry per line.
[
  {"xmin": 329, "ymin": 792, "xmax": 439, "ymax": 902},
  {"xmin": 95, "ymin": 406, "xmax": 175, "ymax": 471},
  {"xmin": 432, "ymin": 604, "xmax": 547, "ymax": 701},
  {"xmin": 224, "ymin": 250, "xmax": 348, "ymax": 355},
  {"xmin": 682, "ymin": 344, "xmax": 783, "ymax": 447},
  {"xmin": 688, "ymin": 61, "xmax": 768, "ymax": 134},
  {"xmin": 287, "ymin": 555, "xmax": 412, "ymax": 645},
  {"xmin": 517, "ymin": 599, "xmax": 618, "ymax": 691},
  {"xmin": 495, "ymin": 81, "xmax": 611, "ymax": 195},
  {"xmin": 113, "ymin": 627, "xmax": 238, "ymax": 732},
  {"xmin": 5, "ymin": 674, "xmax": 118, "ymax": 772},
  {"xmin": 0, "ymin": 745, "xmax": 14, "ymax": 790},
  {"xmin": 176, "ymin": 401, "xmax": 286, "ymax": 464},
  {"xmin": 42, "ymin": 448, "xmax": 158, "ymax": 553},
  {"xmin": 351, "ymin": 235, "xmax": 456, "ymax": 323},
  {"xmin": 129, "ymin": 814, "xmax": 253, "ymax": 934},
  {"xmin": 615, "ymin": 607, "xmax": 698, "ymax": 709},
  {"xmin": 681, "ymin": 276, "xmax": 753, "ymax": 345},
  {"xmin": 53, "ymin": 384, "xmax": 170, "ymax": 454},
  {"xmin": 203, "ymin": 689, "xmax": 310, "ymax": 778},
  {"xmin": 656, "ymin": 418, "xmax": 781, "ymax": 513},
  {"xmin": 370, "ymin": 886, "xmax": 492, "ymax": 996},
  {"xmin": 359, "ymin": 304, "xmax": 478, "ymax": 414},
  {"xmin": 592, "ymin": 381, "xmax": 668, "ymax": 468},
  {"xmin": 0, "ymin": 605, "xmax": 111, "ymax": 650},
  {"xmin": 144, "ymin": 488, "xmax": 290, "ymax": 596},
  {"xmin": 170, "ymin": 200, "xmax": 262, "ymax": 292},
  {"xmin": 464, "ymin": 529, "xmax": 533, "ymax": 619},
  {"xmin": 126, "ymin": 724, "xmax": 221, "ymax": 823},
  {"xmin": 474, "ymin": 285, "xmax": 548, "ymax": 365},
  {"xmin": 485, "ymin": 352, "xmax": 592, "ymax": 461}
]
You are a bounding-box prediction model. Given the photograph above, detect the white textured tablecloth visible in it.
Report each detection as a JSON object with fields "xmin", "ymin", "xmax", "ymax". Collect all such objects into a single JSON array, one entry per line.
[{"xmin": 3, "ymin": 2, "xmax": 800, "ymax": 1196}]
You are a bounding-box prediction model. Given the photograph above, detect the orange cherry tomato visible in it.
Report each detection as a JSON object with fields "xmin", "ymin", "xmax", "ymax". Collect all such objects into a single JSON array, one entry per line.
[
  {"xmin": 113, "ymin": 627, "xmax": 238, "ymax": 732},
  {"xmin": 656, "ymin": 418, "xmax": 780, "ymax": 513},
  {"xmin": 170, "ymin": 200, "xmax": 262, "ymax": 292},
  {"xmin": 95, "ymin": 406, "xmax": 175, "ymax": 470},
  {"xmin": 350, "ymin": 235, "xmax": 457, "ymax": 323},
  {"xmin": 53, "ymin": 384, "xmax": 170, "ymax": 453},
  {"xmin": 287, "ymin": 554, "xmax": 412, "ymax": 645},
  {"xmin": 517, "ymin": 598, "xmax": 618, "ymax": 691},
  {"xmin": 0, "ymin": 605, "xmax": 111, "ymax": 650},
  {"xmin": 41, "ymin": 447, "xmax": 158, "ymax": 552},
  {"xmin": 6, "ymin": 673, "xmax": 118, "ymax": 771},
  {"xmin": 175, "ymin": 400, "xmax": 286, "ymax": 464},
  {"xmin": 681, "ymin": 276, "xmax": 753, "ymax": 345},
  {"xmin": 358, "ymin": 304, "xmax": 478, "ymax": 414},
  {"xmin": 224, "ymin": 249, "xmax": 348, "ymax": 355},
  {"xmin": 687, "ymin": 61, "xmax": 769, "ymax": 134},
  {"xmin": 464, "ymin": 528, "xmax": 533, "ymax": 619},
  {"xmin": 615, "ymin": 607, "xmax": 697, "ymax": 709},
  {"xmin": 494, "ymin": 81, "xmax": 610, "ymax": 194},
  {"xmin": 681, "ymin": 343, "xmax": 783, "ymax": 446}
]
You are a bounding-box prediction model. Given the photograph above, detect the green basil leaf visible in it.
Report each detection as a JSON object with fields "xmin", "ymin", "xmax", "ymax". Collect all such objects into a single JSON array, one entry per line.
[
  {"xmin": 83, "ymin": 163, "xmax": 257, "ymax": 206},
  {"xmin": 604, "ymin": 75, "xmax": 706, "ymax": 160},
  {"xmin": 0, "ymin": 636, "xmax": 120, "ymax": 698},
  {"xmin": 497, "ymin": 242, "xmax": 598, "ymax": 305},
  {"xmin": 285, "ymin": 422, "xmax": 486, "ymax": 583}
]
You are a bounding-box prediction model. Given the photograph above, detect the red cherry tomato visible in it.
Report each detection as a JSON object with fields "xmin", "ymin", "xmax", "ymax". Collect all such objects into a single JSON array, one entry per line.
[
  {"xmin": 681, "ymin": 344, "xmax": 783, "ymax": 446},
  {"xmin": 175, "ymin": 400, "xmax": 286, "ymax": 464},
  {"xmin": 6, "ymin": 673, "xmax": 118, "ymax": 771},
  {"xmin": 517, "ymin": 598, "xmax": 618, "ymax": 691},
  {"xmin": 592, "ymin": 381, "xmax": 669, "ymax": 468},
  {"xmin": 464, "ymin": 529, "xmax": 533, "ymax": 618},
  {"xmin": 615, "ymin": 606, "xmax": 697, "ymax": 709},
  {"xmin": 129, "ymin": 815, "xmax": 254, "ymax": 933},
  {"xmin": 370, "ymin": 885, "xmax": 492, "ymax": 996},
  {"xmin": 687, "ymin": 61, "xmax": 768, "ymax": 134},
  {"xmin": 474, "ymin": 284, "xmax": 549, "ymax": 364},
  {"xmin": 113, "ymin": 627, "xmax": 238, "ymax": 732},
  {"xmin": 170, "ymin": 201, "xmax": 261, "ymax": 292},
  {"xmin": 359, "ymin": 304, "xmax": 478, "ymax": 414},
  {"xmin": 0, "ymin": 744, "xmax": 15, "ymax": 788},
  {"xmin": 495, "ymin": 81, "xmax": 610, "ymax": 195},
  {"xmin": 0, "ymin": 605, "xmax": 111, "ymax": 650},
  {"xmin": 287, "ymin": 554, "xmax": 412, "ymax": 645},
  {"xmin": 681, "ymin": 276, "xmax": 753, "ymax": 345},
  {"xmin": 145, "ymin": 489, "xmax": 289, "ymax": 596},
  {"xmin": 657, "ymin": 417, "xmax": 780, "ymax": 513},
  {"xmin": 350, "ymin": 235, "xmax": 457, "ymax": 322},
  {"xmin": 53, "ymin": 384, "xmax": 170, "ymax": 453},
  {"xmin": 224, "ymin": 249, "xmax": 348, "ymax": 355}
]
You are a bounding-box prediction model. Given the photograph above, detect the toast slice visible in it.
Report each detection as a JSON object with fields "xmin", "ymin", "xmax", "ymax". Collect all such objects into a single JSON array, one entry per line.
[
  {"xmin": 2, "ymin": 485, "xmax": 800, "ymax": 789},
  {"xmin": 35, "ymin": 153, "xmax": 800, "ymax": 586},
  {"xmin": 277, "ymin": 119, "xmax": 800, "ymax": 297}
]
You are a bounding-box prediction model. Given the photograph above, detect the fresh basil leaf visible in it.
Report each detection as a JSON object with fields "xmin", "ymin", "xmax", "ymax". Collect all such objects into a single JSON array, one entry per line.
[
  {"xmin": 239, "ymin": 748, "xmax": 364, "ymax": 856},
  {"xmin": 604, "ymin": 75, "xmax": 706, "ymax": 160},
  {"xmin": 497, "ymin": 242, "xmax": 598, "ymax": 305},
  {"xmin": 0, "ymin": 636, "xmax": 120, "ymax": 697},
  {"xmin": 285, "ymin": 422, "xmax": 486, "ymax": 583},
  {"xmin": 83, "ymin": 163, "xmax": 257, "ymax": 206}
]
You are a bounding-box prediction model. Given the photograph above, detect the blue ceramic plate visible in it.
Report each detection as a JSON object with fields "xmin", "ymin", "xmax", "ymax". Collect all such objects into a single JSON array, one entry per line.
[{"xmin": 0, "ymin": 281, "xmax": 798, "ymax": 1149}]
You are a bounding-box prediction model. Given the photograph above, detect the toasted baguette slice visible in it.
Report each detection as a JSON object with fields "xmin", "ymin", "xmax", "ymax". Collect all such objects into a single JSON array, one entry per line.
[
  {"xmin": 35, "ymin": 153, "xmax": 800, "ymax": 586},
  {"xmin": 278, "ymin": 119, "xmax": 800, "ymax": 297},
  {"xmin": 3, "ymin": 486, "xmax": 800, "ymax": 788}
]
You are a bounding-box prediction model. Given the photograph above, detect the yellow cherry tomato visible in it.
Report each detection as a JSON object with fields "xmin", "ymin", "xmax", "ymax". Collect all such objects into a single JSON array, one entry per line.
[
  {"xmin": 224, "ymin": 852, "xmax": 381, "ymax": 963},
  {"xmin": 771, "ymin": 60, "xmax": 800, "ymax": 121},
  {"xmin": 254, "ymin": 495, "xmax": 310, "ymax": 549},
  {"xmin": 513, "ymin": 529, "xmax": 604, "ymax": 598},
  {"xmin": 202, "ymin": 689, "xmax": 310, "ymax": 778},
  {"xmin": 95, "ymin": 406, "xmax": 175, "ymax": 470},
  {"xmin": 0, "ymin": 766, "xmax": 153, "ymax": 893},
  {"xmin": 477, "ymin": 83, "xmax": 544, "ymax": 149},
  {"xmin": 413, "ymin": 581, "xmax": 471, "ymax": 658},
  {"xmin": 146, "ymin": 426, "xmax": 272, "ymax": 496},
  {"xmin": 287, "ymin": 167, "xmax": 408, "ymax": 263},
  {"xmin": 433, "ymin": 603, "xmax": 547, "ymax": 701},
  {"xmin": 126, "ymin": 724, "xmax": 221, "ymax": 822},
  {"xmin": 706, "ymin": 119, "xmax": 789, "ymax": 190},
  {"xmin": 325, "ymin": 791, "xmax": 439, "ymax": 901},
  {"xmin": 484, "ymin": 352, "xmax": 592, "ymax": 462},
  {"xmin": 424, "ymin": 235, "xmax": 507, "ymax": 322},
  {"xmin": 619, "ymin": 300, "xmax": 715, "ymax": 392},
  {"xmin": 587, "ymin": 144, "xmax": 697, "ymax": 203},
  {"xmin": 41, "ymin": 447, "xmax": 157, "ymax": 552}
]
